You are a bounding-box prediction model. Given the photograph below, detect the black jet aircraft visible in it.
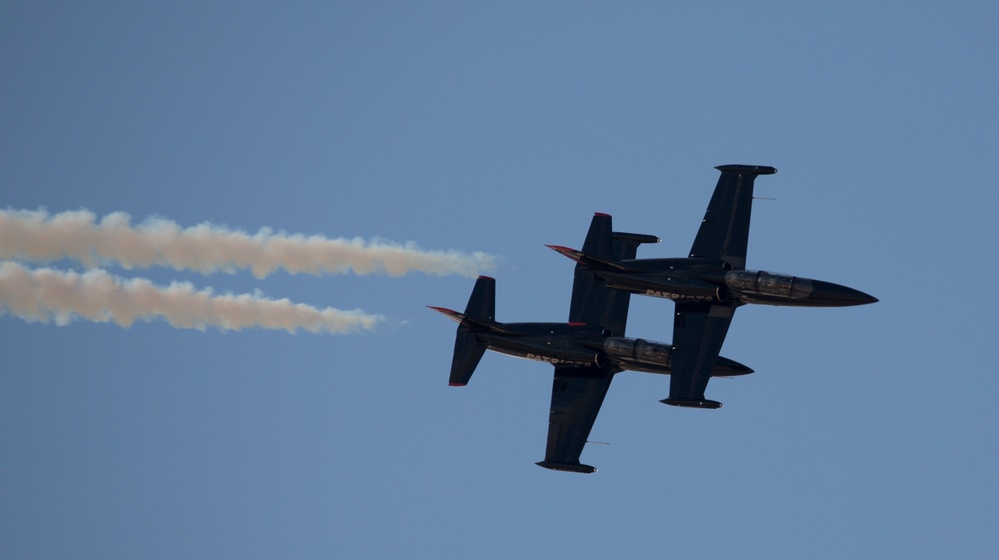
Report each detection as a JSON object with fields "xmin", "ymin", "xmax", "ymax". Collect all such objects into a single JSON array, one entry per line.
[
  {"xmin": 430, "ymin": 214, "xmax": 752, "ymax": 473},
  {"xmin": 548, "ymin": 164, "xmax": 878, "ymax": 411}
]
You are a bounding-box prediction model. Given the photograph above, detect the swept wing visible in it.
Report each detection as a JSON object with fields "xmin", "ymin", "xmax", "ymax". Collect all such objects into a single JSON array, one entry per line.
[
  {"xmin": 688, "ymin": 164, "xmax": 775, "ymax": 269},
  {"xmin": 539, "ymin": 214, "xmax": 657, "ymax": 472},
  {"xmin": 661, "ymin": 166, "xmax": 773, "ymax": 408},
  {"xmin": 660, "ymin": 302, "xmax": 735, "ymax": 409},
  {"xmin": 537, "ymin": 366, "xmax": 615, "ymax": 473}
]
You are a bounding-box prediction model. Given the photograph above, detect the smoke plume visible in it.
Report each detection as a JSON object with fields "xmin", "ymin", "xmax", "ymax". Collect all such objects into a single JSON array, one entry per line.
[
  {"xmin": 0, "ymin": 208, "xmax": 495, "ymax": 278},
  {"xmin": 0, "ymin": 261, "xmax": 382, "ymax": 334}
]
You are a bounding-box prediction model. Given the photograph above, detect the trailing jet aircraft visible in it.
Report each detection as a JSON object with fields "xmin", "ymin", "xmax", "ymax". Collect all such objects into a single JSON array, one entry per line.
[
  {"xmin": 548, "ymin": 164, "xmax": 878, "ymax": 411},
  {"xmin": 430, "ymin": 214, "xmax": 752, "ymax": 473}
]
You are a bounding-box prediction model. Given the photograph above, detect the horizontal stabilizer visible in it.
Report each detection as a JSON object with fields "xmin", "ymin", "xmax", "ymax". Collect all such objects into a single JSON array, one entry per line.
[
  {"xmin": 427, "ymin": 305, "xmax": 466, "ymax": 324},
  {"xmin": 546, "ymin": 245, "xmax": 626, "ymax": 271},
  {"xmin": 427, "ymin": 306, "xmax": 514, "ymax": 335},
  {"xmin": 660, "ymin": 397, "xmax": 723, "ymax": 409},
  {"xmin": 612, "ymin": 231, "xmax": 660, "ymax": 245},
  {"xmin": 448, "ymin": 328, "xmax": 486, "ymax": 386},
  {"xmin": 535, "ymin": 461, "xmax": 597, "ymax": 474},
  {"xmin": 427, "ymin": 306, "xmax": 489, "ymax": 386}
]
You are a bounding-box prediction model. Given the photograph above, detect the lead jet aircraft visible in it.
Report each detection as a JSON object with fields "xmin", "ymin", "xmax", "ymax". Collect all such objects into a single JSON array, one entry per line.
[
  {"xmin": 430, "ymin": 214, "xmax": 752, "ymax": 473},
  {"xmin": 548, "ymin": 164, "xmax": 878, "ymax": 410}
]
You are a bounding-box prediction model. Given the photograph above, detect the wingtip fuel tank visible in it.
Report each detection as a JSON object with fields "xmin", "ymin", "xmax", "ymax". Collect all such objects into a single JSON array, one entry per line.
[
  {"xmin": 535, "ymin": 461, "xmax": 598, "ymax": 474},
  {"xmin": 715, "ymin": 164, "xmax": 777, "ymax": 175},
  {"xmin": 660, "ymin": 397, "xmax": 723, "ymax": 409}
]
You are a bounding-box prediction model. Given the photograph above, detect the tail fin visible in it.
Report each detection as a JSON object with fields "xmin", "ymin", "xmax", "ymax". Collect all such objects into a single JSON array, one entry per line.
[
  {"xmin": 580, "ymin": 212, "xmax": 660, "ymax": 261},
  {"xmin": 555, "ymin": 213, "xmax": 661, "ymax": 337},
  {"xmin": 430, "ymin": 276, "xmax": 496, "ymax": 386},
  {"xmin": 580, "ymin": 213, "xmax": 614, "ymax": 260},
  {"xmin": 463, "ymin": 275, "xmax": 495, "ymax": 322}
]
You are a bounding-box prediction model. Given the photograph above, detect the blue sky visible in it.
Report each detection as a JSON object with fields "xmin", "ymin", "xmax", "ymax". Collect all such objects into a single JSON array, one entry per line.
[{"xmin": 2, "ymin": 2, "xmax": 998, "ymax": 558}]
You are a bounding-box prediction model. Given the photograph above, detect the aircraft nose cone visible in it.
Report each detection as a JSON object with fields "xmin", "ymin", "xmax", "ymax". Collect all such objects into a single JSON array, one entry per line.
[
  {"xmin": 857, "ymin": 292, "xmax": 879, "ymax": 305},
  {"xmin": 713, "ymin": 355, "xmax": 754, "ymax": 376},
  {"xmin": 810, "ymin": 280, "xmax": 878, "ymax": 307}
]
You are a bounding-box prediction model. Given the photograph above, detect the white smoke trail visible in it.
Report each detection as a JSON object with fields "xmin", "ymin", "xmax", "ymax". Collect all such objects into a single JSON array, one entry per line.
[
  {"xmin": 0, "ymin": 261, "xmax": 382, "ymax": 334},
  {"xmin": 0, "ymin": 208, "xmax": 495, "ymax": 278}
]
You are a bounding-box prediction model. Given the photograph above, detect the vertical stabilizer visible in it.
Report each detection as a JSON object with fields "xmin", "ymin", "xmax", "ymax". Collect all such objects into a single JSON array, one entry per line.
[
  {"xmin": 463, "ymin": 275, "xmax": 495, "ymax": 321},
  {"xmin": 565, "ymin": 214, "xmax": 659, "ymax": 336}
]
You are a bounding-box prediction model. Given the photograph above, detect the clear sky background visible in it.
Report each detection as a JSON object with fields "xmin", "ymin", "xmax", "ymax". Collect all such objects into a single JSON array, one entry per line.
[{"xmin": 2, "ymin": 2, "xmax": 998, "ymax": 558}]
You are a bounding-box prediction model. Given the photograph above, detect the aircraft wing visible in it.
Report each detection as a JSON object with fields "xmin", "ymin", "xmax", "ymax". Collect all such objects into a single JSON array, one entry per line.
[
  {"xmin": 661, "ymin": 302, "xmax": 736, "ymax": 409},
  {"xmin": 688, "ymin": 165, "xmax": 776, "ymax": 269},
  {"xmin": 536, "ymin": 366, "xmax": 615, "ymax": 474}
]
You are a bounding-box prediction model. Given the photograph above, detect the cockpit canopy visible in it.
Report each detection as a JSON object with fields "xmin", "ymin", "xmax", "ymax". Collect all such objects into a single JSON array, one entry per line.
[
  {"xmin": 603, "ymin": 337, "xmax": 672, "ymax": 367},
  {"xmin": 725, "ymin": 270, "xmax": 813, "ymax": 299}
]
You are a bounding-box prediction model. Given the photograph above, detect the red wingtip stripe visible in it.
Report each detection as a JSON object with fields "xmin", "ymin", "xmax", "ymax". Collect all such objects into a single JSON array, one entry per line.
[{"xmin": 449, "ymin": 382, "xmax": 467, "ymax": 387}]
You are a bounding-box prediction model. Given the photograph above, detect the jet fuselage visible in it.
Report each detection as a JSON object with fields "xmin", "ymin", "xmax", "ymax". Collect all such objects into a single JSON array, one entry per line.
[
  {"xmin": 473, "ymin": 321, "xmax": 752, "ymax": 376},
  {"xmin": 595, "ymin": 258, "xmax": 877, "ymax": 308}
]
